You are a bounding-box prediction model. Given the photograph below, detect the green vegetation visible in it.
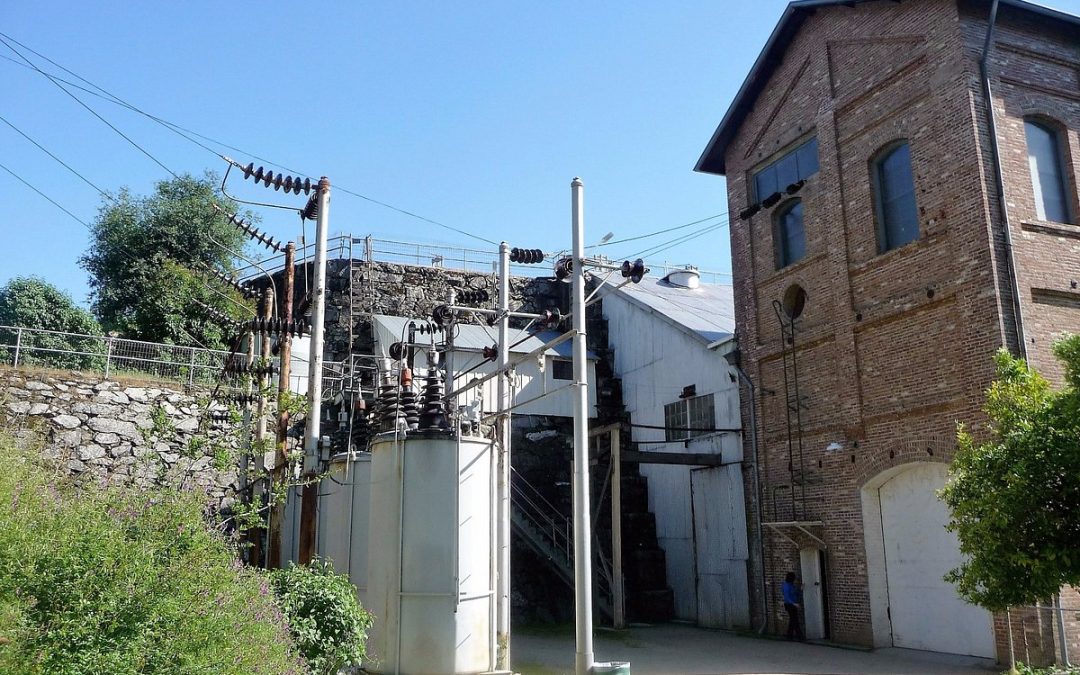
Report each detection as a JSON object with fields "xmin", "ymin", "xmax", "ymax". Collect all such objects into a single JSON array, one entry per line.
[
  {"xmin": 0, "ymin": 432, "xmax": 306, "ymax": 674},
  {"xmin": 942, "ymin": 334, "xmax": 1080, "ymax": 610},
  {"xmin": 269, "ymin": 559, "xmax": 374, "ymax": 675},
  {"xmin": 79, "ymin": 173, "xmax": 254, "ymax": 349},
  {"xmin": 0, "ymin": 277, "xmax": 103, "ymax": 370}
]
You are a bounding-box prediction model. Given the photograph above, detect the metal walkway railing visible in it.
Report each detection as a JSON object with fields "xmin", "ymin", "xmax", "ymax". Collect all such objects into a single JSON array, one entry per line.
[
  {"xmin": 509, "ymin": 465, "xmax": 613, "ymax": 620},
  {"xmin": 0, "ymin": 325, "xmax": 241, "ymax": 388}
]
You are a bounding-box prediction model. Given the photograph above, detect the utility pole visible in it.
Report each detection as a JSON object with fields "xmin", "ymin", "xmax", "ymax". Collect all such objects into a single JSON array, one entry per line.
[
  {"xmin": 496, "ymin": 241, "xmax": 511, "ymax": 669},
  {"xmin": 298, "ymin": 177, "xmax": 331, "ymax": 565},
  {"xmin": 570, "ymin": 177, "xmax": 594, "ymax": 675},
  {"xmin": 268, "ymin": 242, "xmax": 295, "ymax": 569}
]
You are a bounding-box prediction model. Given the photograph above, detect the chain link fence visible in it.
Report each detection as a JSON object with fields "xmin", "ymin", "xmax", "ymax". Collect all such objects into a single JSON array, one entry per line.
[{"xmin": 0, "ymin": 325, "xmax": 241, "ymax": 389}]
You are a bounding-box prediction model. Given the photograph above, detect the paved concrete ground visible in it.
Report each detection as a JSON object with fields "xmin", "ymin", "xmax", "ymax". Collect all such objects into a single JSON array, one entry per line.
[{"xmin": 512, "ymin": 623, "xmax": 1002, "ymax": 675}]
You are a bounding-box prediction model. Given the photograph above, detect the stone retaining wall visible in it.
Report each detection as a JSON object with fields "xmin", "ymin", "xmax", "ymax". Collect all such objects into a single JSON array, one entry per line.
[{"xmin": 1, "ymin": 367, "xmax": 241, "ymax": 510}]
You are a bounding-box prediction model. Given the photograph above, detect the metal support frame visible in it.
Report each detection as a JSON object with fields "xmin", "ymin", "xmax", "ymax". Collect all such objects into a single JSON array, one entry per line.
[
  {"xmin": 496, "ymin": 241, "xmax": 512, "ymax": 670},
  {"xmin": 762, "ymin": 521, "xmax": 827, "ymax": 550}
]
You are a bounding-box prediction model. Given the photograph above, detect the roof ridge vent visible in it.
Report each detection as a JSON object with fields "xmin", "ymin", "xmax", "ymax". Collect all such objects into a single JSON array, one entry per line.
[{"xmin": 663, "ymin": 266, "xmax": 701, "ymax": 289}]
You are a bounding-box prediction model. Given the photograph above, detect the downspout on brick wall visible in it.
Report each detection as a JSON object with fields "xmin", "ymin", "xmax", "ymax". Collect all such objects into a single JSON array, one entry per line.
[{"xmin": 980, "ymin": 0, "xmax": 1028, "ymax": 359}]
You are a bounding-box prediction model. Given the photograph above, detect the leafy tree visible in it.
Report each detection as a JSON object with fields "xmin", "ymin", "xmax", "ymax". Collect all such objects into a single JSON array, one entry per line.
[
  {"xmin": 270, "ymin": 559, "xmax": 373, "ymax": 675},
  {"xmin": 941, "ymin": 334, "xmax": 1080, "ymax": 610},
  {"xmin": 0, "ymin": 277, "xmax": 103, "ymax": 369},
  {"xmin": 80, "ymin": 172, "xmax": 254, "ymax": 349},
  {"xmin": 0, "ymin": 431, "xmax": 307, "ymax": 674}
]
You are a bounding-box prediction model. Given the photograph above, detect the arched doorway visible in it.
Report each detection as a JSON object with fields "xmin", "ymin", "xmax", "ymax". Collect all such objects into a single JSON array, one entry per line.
[{"xmin": 861, "ymin": 462, "xmax": 995, "ymax": 658}]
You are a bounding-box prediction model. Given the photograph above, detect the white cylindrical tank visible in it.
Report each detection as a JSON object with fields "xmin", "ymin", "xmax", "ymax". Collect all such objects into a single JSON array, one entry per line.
[
  {"xmin": 316, "ymin": 451, "xmax": 372, "ymax": 609},
  {"xmin": 366, "ymin": 433, "xmax": 495, "ymax": 674}
]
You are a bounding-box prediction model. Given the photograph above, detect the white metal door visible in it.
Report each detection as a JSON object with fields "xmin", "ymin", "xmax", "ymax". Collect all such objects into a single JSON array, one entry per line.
[
  {"xmin": 799, "ymin": 548, "xmax": 825, "ymax": 640},
  {"xmin": 690, "ymin": 465, "xmax": 750, "ymax": 629},
  {"xmin": 878, "ymin": 463, "xmax": 995, "ymax": 657}
]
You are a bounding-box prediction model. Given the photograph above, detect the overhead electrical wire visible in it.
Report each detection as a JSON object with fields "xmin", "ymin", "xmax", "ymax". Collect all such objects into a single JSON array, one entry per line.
[
  {"xmin": 0, "ymin": 31, "xmax": 498, "ymax": 247},
  {"xmin": 0, "ymin": 160, "xmax": 90, "ymax": 228},
  {"xmin": 0, "ymin": 35, "xmax": 179, "ymax": 179},
  {"xmin": 588, "ymin": 212, "xmax": 727, "ymax": 249}
]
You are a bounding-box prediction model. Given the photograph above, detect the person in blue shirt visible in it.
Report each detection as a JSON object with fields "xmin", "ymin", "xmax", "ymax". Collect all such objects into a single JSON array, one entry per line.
[{"xmin": 782, "ymin": 572, "xmax": 804, "ymax": 641}]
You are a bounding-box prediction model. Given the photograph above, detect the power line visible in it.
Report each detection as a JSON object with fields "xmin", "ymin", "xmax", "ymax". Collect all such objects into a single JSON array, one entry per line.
[
  {"xmin": 0, "ymin": 31, "xmax": 499, "ymax": 247},
  {"xmin": 0, "ymin": 161, "xmax": 90, "ymax": 227},
  {"xmin": 626, "ymin": 219, "xmax": 729, "ymax": 261},
  {"xmin": 0, "ymin": 35, "xmax": 179, "ymax": 180},
  {"xmin": 588, "ymin": 212, "xmax": 727, "ymax": 249},
  {"xmin": 0, "ymin": 114, "xmax": 112, "ymax": 200}
]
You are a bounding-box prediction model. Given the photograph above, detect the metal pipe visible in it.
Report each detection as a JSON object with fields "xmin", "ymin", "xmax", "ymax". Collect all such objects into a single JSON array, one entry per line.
[
  {"xmin": 731, "ymin": 364, "xmax": 768, "ymax": 634},
  {"xmin": 980, "ymin": 0, "xmax": 1027, "ymax": 358},
  {"xmin": 496, "ymin": 241, "xmax": 512, "ymax": 670},
  {"xmin": 571, "ymin": 177, "xmax": 594, "ymax": 675}
]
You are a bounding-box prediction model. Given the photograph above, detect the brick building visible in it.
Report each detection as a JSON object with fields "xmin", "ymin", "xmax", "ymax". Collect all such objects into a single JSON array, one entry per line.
[{"xmin": 695, "ymin": 0, "xmax": 1080, "ymax": 663}]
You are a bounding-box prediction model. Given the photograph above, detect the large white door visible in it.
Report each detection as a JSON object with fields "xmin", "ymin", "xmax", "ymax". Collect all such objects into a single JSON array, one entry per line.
[
  {"xmin": 799, "ymin": 548, "xmax": 825, "ymax": 640},
  {"xmin": 878, "ymin": 463, "xmax": 995, "ymax": 657}
]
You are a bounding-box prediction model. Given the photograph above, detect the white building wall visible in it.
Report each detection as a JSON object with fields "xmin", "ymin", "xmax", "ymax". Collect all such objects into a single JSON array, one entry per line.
[{"xmin": 602, "ymin": 292, "xmax": 748, "ymax": 627}]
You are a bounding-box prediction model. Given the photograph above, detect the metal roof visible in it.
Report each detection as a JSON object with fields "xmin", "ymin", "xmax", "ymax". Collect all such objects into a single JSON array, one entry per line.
[
  {"xmin": 600, "ymin": 276, "xmax": 736, "ymax": 346},
  {"xmin": 372, "ymin": 315, "xmax": 594, "ymax": 359},
  {"xmin": 694, "ymin": 0, "xmax": 1080, "ymax": 176}
]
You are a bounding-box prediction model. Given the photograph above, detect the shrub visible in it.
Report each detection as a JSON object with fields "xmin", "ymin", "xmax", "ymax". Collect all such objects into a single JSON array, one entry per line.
[
  {"xmin": 270, "ymin": 559, "xmax": 374, "ymax": 675},
  {"xmin": 0, "ymin": 432, "xmax": 307, "ymax": 674}
]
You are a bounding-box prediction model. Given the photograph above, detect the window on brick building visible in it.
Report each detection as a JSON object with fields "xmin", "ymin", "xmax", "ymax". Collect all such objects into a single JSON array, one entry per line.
[
  {"xmin": 1025, "ymin": 119, "xmax": 1073, "ymax": 224},
  {"xmin": 774, "ymin": 199, "xmax": 806, "ymax": 269},
  {"xmin": 872, "ymin": 141, "xmax": 919, "ymax": 252},
  {"xmin": 752, "ymin": 137, "xmax": 819, "ymax": 202},
  {"xmin": 663, "ymin": 393, "xmax": 715, "ymax": 442}
]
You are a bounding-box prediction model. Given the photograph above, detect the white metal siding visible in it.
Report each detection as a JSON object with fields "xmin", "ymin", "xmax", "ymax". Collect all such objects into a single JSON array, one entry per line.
[{"xmin": 603, "ymin": 291, "xmax": 747, "ymax": 625}]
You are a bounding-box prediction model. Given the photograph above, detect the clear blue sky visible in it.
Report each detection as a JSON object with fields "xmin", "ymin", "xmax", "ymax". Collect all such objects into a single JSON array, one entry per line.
[{"xmin": 3, "ymin": 1, "xmax": 1078, "ymax": 307}]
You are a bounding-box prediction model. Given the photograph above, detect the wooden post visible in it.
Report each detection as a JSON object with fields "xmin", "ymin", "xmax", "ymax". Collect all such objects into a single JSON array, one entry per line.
[
  {"xmin": 611, "ymin": 427, "xmax": 625, "ymax": 629},
  {"xmin": 249, "ymin": 288, "xmax": 274, "ymax": 567},
  {"xmin": 268, "ymin": 243, "xmax": 295, "ymax": 569}
]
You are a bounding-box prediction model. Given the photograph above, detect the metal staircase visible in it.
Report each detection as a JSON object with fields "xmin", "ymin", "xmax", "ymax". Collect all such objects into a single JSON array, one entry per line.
[{"xmin": 509, "ymin": 466, "xmax": 614, "ymax": 620}]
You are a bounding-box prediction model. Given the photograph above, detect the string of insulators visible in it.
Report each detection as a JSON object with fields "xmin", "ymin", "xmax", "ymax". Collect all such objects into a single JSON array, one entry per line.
[
  {"xmin": 541, "ymin": 308, "xmax": 562, "ymax": 328},
  {"xmin": 221, "ymin": 210, "xmax": 287, "ymax": 253},
  {"xmin": 413, "ymin": 321, "xmax": 444, "ymax": 336},
  {"xmin": 223, "ymin": 360, "xmax": 278, "ymax": 377},
  {"xmin": 241, "ymin": 163, "xmax": 315, "ymax": 195},
  {"xmin": 620, "ymin": 258, "xmax": 647, "ymax": 284},
  {"xmin": 418, "ymin": 366, "xmax": 448, "ymax": 431},
  {"xmin": 481, "ymin": 345, "xmax": 497, "ymax": 361},
  {"xmin": 209, "ymin": 410, "xmax": 233, "ymax": 422},
  {"xmin": 431, "ymin": 304, "xmax": 455, "ymax": 328},
  {"xmin": 301, "ymin": 194, "xmax": 319, "ymax": 221},
  {"xmin": 247, "ymin": 317, "xmax": 310, "ymax": 337},
  {"xmin": 510, "ymin": 247, "xmax": 545, "ymax": 264},
  {"xmin": 554, "ymin": 256, "xmax": 574, "ymax": 280},
  {"xmin": 457, "ymin": 289, "xmax": 489, "ymax": 305},
  {"xmin": 194, "ymin": 300, "xmax": 242, "ymax": 330},
  {"xmin": 208, "ymin": 268, "xmax": 258, "ymax": 299}
]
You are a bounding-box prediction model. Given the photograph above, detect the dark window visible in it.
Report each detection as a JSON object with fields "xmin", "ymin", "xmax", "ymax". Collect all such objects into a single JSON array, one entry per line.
[
  {"xmin": 663, "ymin": 393, "xmax": 715, "ymax": 442},
  {"xmin": 551, "ymin": 359, "xmax": 573, "ymax": 381},
  {"xmin": 1025, "ymin": 120, "xmax": 1072, "ymax": 224},
  {"xmin": 753, "ymin": 137, "xmax": 819, "ymax": 202},
  {"xmin": 873, "ymin": 141, "xmax": 919, "ymax": 252},
  {"xmin": 775, "ymin": 200, "xmax": 806, "ymax": 269}
]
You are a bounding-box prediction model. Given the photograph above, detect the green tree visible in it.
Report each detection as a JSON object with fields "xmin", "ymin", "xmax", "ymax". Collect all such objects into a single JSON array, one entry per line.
[
  {"xmin": 941, "ymin": 334, "xmax": 1080, "ymax": 611},
  {"xmin": 0, "ymin": 277, "xmax": 103, "ymax": 369},
  {"xmin": 0, "ymin": 431, "xmax": 307, "ymax": 674},
  {"xmin": 80, "ymin": 172, "xmax": 254, "ymax": 349}
]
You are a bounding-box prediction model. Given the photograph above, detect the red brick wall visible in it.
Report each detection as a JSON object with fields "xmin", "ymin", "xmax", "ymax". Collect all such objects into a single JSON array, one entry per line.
[{"xmin": 719, "ymin": 0, "xmax": 1080, "ymax": 661}]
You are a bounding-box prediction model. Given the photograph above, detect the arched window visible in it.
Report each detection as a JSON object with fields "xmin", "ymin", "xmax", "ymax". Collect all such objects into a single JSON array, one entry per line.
[
  {"xmin": 1025, "ymin": 119, "xmax": 1072, "ymax": 224},
  {"xmin": 872, "ymin": 141, "xmax": 919, "ymax": 252},
  {"xmin": 775, "ymin": 200, "xmax": 806, "ymax": 269}
]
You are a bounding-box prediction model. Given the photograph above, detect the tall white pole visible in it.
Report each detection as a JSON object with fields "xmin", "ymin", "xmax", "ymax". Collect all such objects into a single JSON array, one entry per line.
[
  {"xmin": 297, "ymin": 178, "xmax": 331, "ymax": 564},
  {"xmin": 304, "ymin": 177, "xmax": 331, "ymax": 469},
  {"xmin": 497, "ymin": 241, "xmax": 512, "ymax": 669},
  {"xmin": 571, "ymin": 177, "xmax": 594, "ymax": 675}
]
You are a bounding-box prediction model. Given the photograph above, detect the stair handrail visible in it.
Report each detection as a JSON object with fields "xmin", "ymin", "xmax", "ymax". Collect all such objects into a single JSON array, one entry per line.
[{"xmin": 510, "ymin": 466, "xmax": 572, "ymax": 563}]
